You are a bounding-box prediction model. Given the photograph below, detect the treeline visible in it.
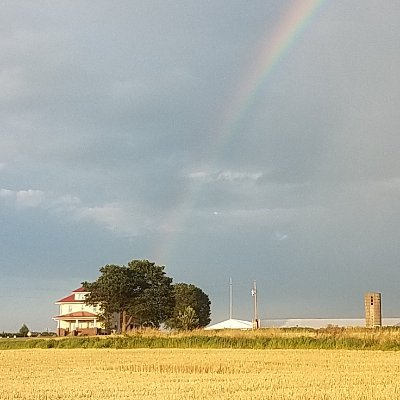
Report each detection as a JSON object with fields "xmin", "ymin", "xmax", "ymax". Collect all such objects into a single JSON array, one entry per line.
[
  {"xmin": 0, "ymin": 331, "xmax": 56, "ymax": 339},
  {"xmin": 83, "ymin": 259, "xmax": 211, "ymax": 332},
  {"xmin": 1, "ymin": 324, "xmax": 57, "ymax": 338}
]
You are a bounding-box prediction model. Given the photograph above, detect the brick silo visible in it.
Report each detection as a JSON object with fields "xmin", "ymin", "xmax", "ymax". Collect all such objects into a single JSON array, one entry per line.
[{"xmin": 364, "ymin": 292, "xmax": 382, "ymax": 328}]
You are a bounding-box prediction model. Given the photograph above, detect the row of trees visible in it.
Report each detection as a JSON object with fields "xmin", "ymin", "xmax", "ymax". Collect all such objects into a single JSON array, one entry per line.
[{"xmin": 83, "ymin": 259, "xmax": 211, "ymax": 332}]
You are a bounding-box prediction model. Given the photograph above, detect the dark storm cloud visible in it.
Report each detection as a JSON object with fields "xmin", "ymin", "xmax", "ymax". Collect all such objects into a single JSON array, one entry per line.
[{"xmin": 1, "ymin": 0, "xmax": 400, "ymax": 330}]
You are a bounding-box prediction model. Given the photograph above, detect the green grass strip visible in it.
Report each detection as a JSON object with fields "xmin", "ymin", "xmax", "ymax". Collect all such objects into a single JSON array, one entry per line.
[{"xmin": 1, "ymin": 334, "xmax": 400, "ymax": 351}]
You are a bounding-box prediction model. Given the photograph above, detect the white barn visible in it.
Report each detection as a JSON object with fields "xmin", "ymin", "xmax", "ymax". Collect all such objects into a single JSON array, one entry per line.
[{"xmin": 205, "ymin": 318, "xmax": 253, "ymax": 330}]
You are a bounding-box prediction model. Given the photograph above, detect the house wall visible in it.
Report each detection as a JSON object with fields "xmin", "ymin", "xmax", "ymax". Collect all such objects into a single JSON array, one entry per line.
[
  {"xmin": 58, "ymin": 319, "xmax": 103, "ymax": 330},
  {"xmin": 57, "ymin": 307, "xmax": 120, "ymax": 332},
  {"xmin": 59, "ymin": 303, "xmax": 99, "ymax": 315},
  {"xmin": 58, "ymin": 315, "xmax": 120, "ymax": 332}
]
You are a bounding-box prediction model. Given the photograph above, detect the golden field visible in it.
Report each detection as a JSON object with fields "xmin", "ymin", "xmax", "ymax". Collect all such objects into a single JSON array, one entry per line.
[{"xmin": 1, "ymin": 348, "xmax": 400, "ymax": 399}]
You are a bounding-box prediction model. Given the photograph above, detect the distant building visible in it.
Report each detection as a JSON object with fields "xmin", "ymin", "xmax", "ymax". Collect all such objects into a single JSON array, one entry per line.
[
  {"xmin": 206, "ymin": 318, "xmax": 400, "ymax": 330},
  {"xmin": 205, "ymin": 318, "xmax": 253, "ymax": 330},
  {"xmin": 53, "ymin": 287, "xmax": 120, "ymax": 336},
  {"xmin": 365, "ymin": 292, "xmax": 382, "ymax": 328},
  {"xmin": 261, "ymin": 317, "xmax": 400, "ymax": 329}
]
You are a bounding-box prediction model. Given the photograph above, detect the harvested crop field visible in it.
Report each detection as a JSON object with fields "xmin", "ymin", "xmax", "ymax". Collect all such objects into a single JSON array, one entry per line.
[{"xmin": 1, "ymin": 348, "xmax": 400, "ymax": 399}]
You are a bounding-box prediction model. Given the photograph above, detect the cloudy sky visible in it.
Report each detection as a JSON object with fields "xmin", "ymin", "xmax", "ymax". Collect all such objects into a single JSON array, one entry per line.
[{"xmin": 1, "ymin": 0, "xmax": 400, "ymax": 332}]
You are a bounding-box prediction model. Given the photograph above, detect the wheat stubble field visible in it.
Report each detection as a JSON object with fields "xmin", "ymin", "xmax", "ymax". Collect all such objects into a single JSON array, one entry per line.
[{"xmin": 1, "ymin": 348, "xmax": 400, "ymax": 400}]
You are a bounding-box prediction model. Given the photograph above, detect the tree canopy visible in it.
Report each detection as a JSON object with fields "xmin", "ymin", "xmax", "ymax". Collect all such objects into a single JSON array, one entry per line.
[
  {"xmin": 83, "ymin": 260, "xmax": 174, "ymax": 332},
  {"xmin": 166, "ymin": 283, "xmax": 211, "ymax": 330},
  {"xmin": 126, "ymin": 259, "xmax": 174, "ymax": 328},
  {"xmin": 19, "ymin": 324, "xmax": 29, "ymax": 337}
]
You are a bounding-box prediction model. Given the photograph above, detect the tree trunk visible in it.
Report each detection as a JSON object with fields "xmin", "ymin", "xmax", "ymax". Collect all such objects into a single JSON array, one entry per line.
[
  {"xmin": 121, "ymin": 311, "xmax": 133, "ymax": 333},
  {"xmin": 122, "ymin": 310, "xmax": 127, "ymax": 333}
]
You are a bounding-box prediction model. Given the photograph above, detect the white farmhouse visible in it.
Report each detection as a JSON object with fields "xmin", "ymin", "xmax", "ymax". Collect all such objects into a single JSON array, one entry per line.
[{"xmin": 53, "ymin": 287, "xmax": 120, "ymax": 336}]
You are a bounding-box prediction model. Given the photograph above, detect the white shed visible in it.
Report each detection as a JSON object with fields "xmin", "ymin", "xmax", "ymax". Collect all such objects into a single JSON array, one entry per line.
[{"xmin": 204, "ymin": 318, "xmax": 253, "ymax": 330}]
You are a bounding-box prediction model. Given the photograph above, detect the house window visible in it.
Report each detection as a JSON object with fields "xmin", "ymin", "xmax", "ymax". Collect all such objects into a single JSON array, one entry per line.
[
  {"xmin": 93, "ymin": 306, "xmax": 97, "ymax": 313},
  {"xmin": 68, "ymin": 305, "xmax": 73, "ymax": 312}
]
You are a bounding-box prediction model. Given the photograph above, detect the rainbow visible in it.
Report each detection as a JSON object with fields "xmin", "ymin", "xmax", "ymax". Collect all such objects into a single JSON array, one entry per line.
[
  {"xmin": 215, "ymin": 0, "xmax": 327, "ymax": 147},
  {"xmin": 153, "ymin": 0, "xmax": 327, "ymax": 263}
]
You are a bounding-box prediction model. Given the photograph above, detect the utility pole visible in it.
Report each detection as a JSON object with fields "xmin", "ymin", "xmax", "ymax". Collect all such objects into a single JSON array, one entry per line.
[
  {"xmin": 229, "ymin": 277, "xmax": 233, "ymax": 320},
  {"xmin": 251, "ymin": 280, "xmax": 259, "ymax": 329}
]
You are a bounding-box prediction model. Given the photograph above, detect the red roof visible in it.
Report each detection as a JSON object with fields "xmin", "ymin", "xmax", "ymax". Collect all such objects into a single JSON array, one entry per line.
[
  {"xmin": 72, "ymin": 287, "xmax": 88, "ymax": 293},
  {"xmin": 53, "ymin": 311, "xmax": 98, "ymax": 320},
  {"xmin": 55, "ymin": 287, "xmax": 89, "ymax": 303},
  {"xmin": 55, "ymin": 294, "xmax": 82, "ymax": 304}
]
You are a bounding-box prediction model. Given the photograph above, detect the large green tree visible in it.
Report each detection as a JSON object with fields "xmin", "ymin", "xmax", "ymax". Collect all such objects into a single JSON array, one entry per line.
[
  {"xmin": 127, "ymin": 259, "xmax": 175, "ymax": 327},
  {"xmin": 83, "ymin": 260, "xmax": 174, "ymax": 332},
  {"xmin": 166, "ymin": 283, "xmax": 211, "ymax": 330}
]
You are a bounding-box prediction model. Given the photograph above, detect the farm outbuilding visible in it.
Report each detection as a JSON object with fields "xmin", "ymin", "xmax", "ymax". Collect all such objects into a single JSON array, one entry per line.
[
  {"xmin": 204, "ymin": 318, "xmax": 253, "ymax": 330},
  {"xmin": 261, "ymin": 318, "xmax": 400, "ymax": 329}
]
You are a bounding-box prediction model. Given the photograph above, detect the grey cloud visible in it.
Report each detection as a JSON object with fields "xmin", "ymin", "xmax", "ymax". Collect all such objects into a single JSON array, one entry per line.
[{"xmin": 1, "ymin": 1, "xmax": 400, "ymax": 330}]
